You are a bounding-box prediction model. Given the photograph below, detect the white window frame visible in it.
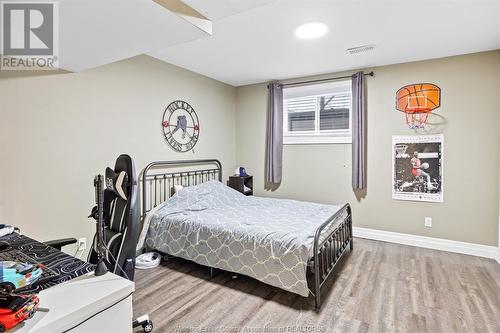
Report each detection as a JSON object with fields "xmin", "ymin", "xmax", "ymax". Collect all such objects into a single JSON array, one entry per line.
[{"xmin": 283, "ymin": 80, "xmax": 352, "ymax": 145}]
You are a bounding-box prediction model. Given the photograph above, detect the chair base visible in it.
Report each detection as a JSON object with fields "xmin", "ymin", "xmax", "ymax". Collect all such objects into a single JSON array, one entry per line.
[{"xmin": 133, "ymin": 315, "xmax": 153, "ymax": 332}]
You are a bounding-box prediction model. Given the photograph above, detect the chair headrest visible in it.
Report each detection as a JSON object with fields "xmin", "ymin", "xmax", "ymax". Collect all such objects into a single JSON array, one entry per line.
[{"xmin": 105, "ymin": 167, "xmax": 128, "ymax": 200}]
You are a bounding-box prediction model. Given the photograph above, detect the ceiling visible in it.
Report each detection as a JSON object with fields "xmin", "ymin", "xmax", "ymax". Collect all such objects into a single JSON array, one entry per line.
[
  {"xmin": 57, "ymin": 0, "xmax": 274, "ymax": 72},
  {"xmin": 56, "ymin": 0, "xmax": 500, "ymax": 85},
  {"xmin": 58, "ymin": 0, "xmax": 207, "ymax": 72},
  {"xmin": 182, "ymin": 0, "xmax": 277, "ymax": 20},
  {"xmin": 150, "ymin": 0, "xmax": 500, "ymax": 86}
]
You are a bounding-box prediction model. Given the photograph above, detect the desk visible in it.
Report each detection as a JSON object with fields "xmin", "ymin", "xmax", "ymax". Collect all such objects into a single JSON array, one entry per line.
[
  {"xmin": 14, "ymin": 273, "xmax": 134, "ymax": 333},
  {"xmin": 3, "ymin": 233, "xmax": 134, "ymax": 333},
  {"xmin": 3, "ymin": 233, "xmax": 95, "ymax": 292}
]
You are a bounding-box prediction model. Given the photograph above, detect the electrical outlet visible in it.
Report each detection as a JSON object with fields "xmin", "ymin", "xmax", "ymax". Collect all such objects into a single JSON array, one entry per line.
[
  {"xmin": 77, "ymin": 238, "xmax": 87, "ymax": 251},
  {"xmin": 425, "ymin": 217, "xmax": 432, "ymax": 228}
]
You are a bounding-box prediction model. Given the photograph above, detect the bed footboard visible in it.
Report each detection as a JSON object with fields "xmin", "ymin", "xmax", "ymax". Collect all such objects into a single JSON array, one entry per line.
[{"xmin": 312, "ymin": 203, "xmax": 353, "ymax": 309}]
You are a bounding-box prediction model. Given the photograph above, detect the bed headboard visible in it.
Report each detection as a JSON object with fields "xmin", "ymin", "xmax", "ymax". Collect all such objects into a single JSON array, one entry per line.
[{"xmin": 140, "ymin": 159, "xmax": 222, "ymax": 217}]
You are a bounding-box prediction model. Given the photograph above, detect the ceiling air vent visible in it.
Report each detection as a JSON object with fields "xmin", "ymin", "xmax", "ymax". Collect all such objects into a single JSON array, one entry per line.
[{"xmin": 347, "ymin": 44, "xmax": 376, "ymax": 54}]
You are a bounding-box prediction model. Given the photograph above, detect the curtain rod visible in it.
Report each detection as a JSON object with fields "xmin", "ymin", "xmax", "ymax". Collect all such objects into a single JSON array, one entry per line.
[{"xmin": 280, "ymin": 71, "xmax": 374, "ymax": 88}]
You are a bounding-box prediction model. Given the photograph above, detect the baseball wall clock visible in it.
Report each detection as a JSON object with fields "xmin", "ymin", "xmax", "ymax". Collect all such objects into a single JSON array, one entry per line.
[{"xmin": 162, "ymin": 100, "xmax": 200, "ymax": 153}]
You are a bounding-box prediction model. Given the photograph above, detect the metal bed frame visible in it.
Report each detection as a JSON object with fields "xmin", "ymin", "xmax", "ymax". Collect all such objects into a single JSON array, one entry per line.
[{"xmin": 140, "ymin": 159, "xmax": 353, "ymax": 309}]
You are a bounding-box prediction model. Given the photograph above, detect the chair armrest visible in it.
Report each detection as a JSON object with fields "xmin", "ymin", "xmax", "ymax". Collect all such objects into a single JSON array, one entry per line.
[{"xmin": 44, "ymin": 238, "xmax": 78, "ymax": 250}]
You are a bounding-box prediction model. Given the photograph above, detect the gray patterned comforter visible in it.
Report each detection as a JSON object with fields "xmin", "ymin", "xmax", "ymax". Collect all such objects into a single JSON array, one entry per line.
[{"xmin": 140, "ymin": 181, "xmax": 343, "ymax": 297}]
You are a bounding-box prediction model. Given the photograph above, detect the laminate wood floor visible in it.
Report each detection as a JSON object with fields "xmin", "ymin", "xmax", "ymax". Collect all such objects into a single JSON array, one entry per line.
[{"xmin": 133, "ymin": 238, "xmax": 500, "ymax": 333}]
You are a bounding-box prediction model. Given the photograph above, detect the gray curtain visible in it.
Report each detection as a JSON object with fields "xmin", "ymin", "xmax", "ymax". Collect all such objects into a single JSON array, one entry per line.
[
  {"xmin": 352, "ymin": 72, "xmax": 366, "ymax": 190},
  {"xmin": 265, "ymin": 82, "xmax": 283, "ymax": 184}
]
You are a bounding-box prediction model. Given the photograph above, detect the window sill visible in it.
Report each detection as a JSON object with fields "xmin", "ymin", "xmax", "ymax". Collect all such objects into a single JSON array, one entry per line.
[{"xmin": 283, "ymin": 135, "xmax": 352, "ymax": 145}]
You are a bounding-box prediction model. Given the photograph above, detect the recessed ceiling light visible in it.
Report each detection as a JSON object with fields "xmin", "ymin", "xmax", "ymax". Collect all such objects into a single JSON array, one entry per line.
[{"xmin": 295, "ymin": 22, "xmax": 328, "ymax": 39}]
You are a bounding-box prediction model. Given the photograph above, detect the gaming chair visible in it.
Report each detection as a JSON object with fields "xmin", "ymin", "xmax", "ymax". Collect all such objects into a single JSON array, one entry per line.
[
  {"xmin": 88, "ymin": 154, "xmax": 138, "ymax": 281},
  {"xmin": 90, "ymin": 155, "xmax": 153, "ymax": 332},
  {"xmin": 48, "ymin": 155, "xmax": 153, "ymax": 332}
]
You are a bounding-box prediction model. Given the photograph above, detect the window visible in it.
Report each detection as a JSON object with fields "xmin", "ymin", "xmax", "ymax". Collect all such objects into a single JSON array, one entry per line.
[{"xmin": 283, "ymin": 79, "xmax": 352, "ymax": 144}]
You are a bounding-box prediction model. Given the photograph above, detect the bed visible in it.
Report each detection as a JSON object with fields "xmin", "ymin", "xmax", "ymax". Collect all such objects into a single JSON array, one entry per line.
[{"xmin": 137, "ymin": 159, "xmax": 352, "ymax": 309}]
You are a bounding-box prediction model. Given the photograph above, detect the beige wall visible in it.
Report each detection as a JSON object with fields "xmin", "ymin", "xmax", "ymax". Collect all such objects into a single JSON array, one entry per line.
[
  {"xmin": 0, "ymin": 55, "xmax": 236, "ymax": 253},
  {"xmin": 1, "ymin": 51, "xmax": 498, "ymax": 251},
  {"xmin": 235, "ymin": 51, "xmax": 500, "ymax": 246}
]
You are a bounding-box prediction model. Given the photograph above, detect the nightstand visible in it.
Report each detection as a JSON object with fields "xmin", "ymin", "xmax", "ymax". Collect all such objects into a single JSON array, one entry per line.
[{"xmin": 227, "ymin": 175, "xmax": 253, "ymax": 196}]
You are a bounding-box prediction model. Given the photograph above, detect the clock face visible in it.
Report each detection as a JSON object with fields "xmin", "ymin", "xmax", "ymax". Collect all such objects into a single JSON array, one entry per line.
[{"xmin": 162, "ymin": 100, "xmax": 200, "ymax": 153}]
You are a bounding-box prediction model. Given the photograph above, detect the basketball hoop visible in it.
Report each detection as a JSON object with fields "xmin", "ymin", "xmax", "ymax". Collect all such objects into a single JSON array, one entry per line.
[
  {"xmin": 395, "ymin": 83, "xmax": 441, "ymax": 129},
  {"xmin": 402, "ymin": 107, "xmax": 432, "ymax": 129},
  {"xmin": 395, "ymin": 144, "xmax": 409, "ymax": 157}
]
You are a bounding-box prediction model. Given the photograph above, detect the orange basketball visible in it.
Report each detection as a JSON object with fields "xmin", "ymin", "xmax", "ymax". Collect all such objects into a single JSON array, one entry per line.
[{"xmin": 396, "ymin": 83, "xmax": 441, "ymax": 113}]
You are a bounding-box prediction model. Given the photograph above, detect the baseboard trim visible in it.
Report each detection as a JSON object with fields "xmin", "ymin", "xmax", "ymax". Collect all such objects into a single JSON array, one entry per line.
[{"xmin": 353, "ymin": 227, "xmax": 499, "ymax": 263}]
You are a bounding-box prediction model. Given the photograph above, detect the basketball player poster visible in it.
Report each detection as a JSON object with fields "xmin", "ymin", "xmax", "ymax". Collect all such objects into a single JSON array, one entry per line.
[{"xmin": 392, "ymin": 134, "xmax": 443, "ymax": 202}]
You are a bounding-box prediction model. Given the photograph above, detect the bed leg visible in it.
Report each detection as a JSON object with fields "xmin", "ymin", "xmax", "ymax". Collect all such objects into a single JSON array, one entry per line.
[
  {"xmin": 350, "ymin": 208, "xmax": 354, "ymax": 251},
  {"xmin": 315, "ymin": 290, "xmax": 321, "ymax": 310},
  {"xmin": 210, "ymin": 267, "xmax": 215, "ymax": 279},
  {"xmin": 314, "ymin": 263, "xmax": 321, "ymax": 310}
]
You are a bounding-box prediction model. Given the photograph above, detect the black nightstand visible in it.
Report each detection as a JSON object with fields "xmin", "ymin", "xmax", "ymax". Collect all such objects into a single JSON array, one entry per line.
[{"xmin": 227, "ymin": 176, "xmax": 253, "ymax": 196}]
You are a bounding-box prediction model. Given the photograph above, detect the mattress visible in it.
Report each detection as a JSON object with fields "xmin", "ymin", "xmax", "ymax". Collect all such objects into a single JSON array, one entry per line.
[{"xmin": 138, "ymin": 181, "xmax": 344, "ymax": 297}]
